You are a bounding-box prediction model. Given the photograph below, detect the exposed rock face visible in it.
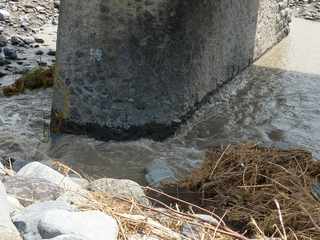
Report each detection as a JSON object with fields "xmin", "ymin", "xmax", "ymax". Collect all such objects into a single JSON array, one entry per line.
[{"xmin": 52, "ymin": 0, "xmax": 291, "ymax": 141}]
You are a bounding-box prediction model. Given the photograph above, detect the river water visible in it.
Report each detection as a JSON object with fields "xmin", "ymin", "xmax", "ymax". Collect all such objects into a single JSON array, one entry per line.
[{"xmin": 0, "ymin": 18, "xmax": 319, "ymax": 185}]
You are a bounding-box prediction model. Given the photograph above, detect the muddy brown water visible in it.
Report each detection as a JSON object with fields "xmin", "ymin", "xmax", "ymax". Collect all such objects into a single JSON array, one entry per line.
[{"xmin": 0, "ymin": 18, "xmax": 319, "ymax": 186}]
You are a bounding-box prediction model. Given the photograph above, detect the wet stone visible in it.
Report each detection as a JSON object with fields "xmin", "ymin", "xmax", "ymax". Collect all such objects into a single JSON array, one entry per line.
[
  {"xmin": 0, "ymin": 176, "xmax": 64, "ymax": 206},
  {"xmin": 3, "ymin": 47, "xmax": 18, "ymax": 60}
]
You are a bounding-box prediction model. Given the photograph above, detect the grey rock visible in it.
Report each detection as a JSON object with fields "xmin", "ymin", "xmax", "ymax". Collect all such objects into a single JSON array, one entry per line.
[
  {"xmin": 88, "ymin": 178, "xmax": 149, "ymax": 205},
  {"xmin": 11, "ymin": 36, "xmax": 25, "ymax": 46},
  {"xmin": 35, "ymin": 49, "xmax": 44, "ymax": 55},
  {"xmin": 54, "ymin": 1, "xmax": 60, "ymax": 9},
  {"xmin": 38, "ymin": 210, "xmax": 118, "ymax": 240},
  {"xmin": 0, "ymin": 181, "xmax": 22, "ymax": 240},
  {"xmin": 12, "ymin": 159, "xmax": 29, "ymax": 172},
  {"xmin": 0, "ymin": 9, "xmax": 10, "ymax": 21},
  {"xmin": 34, "ymin": 38, "xmax": 44, "ymax": 44},
  {"xmin": 47, "ymin": 49, "xmax": 56, "ymax": 56},
  {"xmin": 17, "ymin": 162, "xmax": 82, "ymax": 192},
  {"xmin": 145, "ymin": 147, "xmax": 204, "ymax": 186},
  {"xmin": 4, "ymin": 47, "xmax": 18, "ymax": 60},
  {"xmin": 0, "ymin": 176, "xmax": 63, "ymax": 206},
  {"xmin": 57, "ymin": 190, "xmax": 91, "ymax": 206},
  {"xmin": 23, "ymin": 37, "xmax": 35, "ymax": 45},
  {"xmin": 194, "ymin": 214, "xmax": 219, "ymax": 225},
  {"xmin": 0, "ymin": 34, "xmax": 7, "ymax": 47},
  {"xmin": 12, "ymin": 201, "xmax": 74, "ymax": 240},
  {"xmin": 37, "ymin": 60, "xmax": 47, "ymax": 66}
]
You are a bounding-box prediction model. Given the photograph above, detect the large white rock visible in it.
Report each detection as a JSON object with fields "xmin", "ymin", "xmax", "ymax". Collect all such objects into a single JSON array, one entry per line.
[
  {"xmin": 38, "ymin": 210, "xmax": 118, "ymax": 240},
  {"xmin": 0, "ymin": 181, "xmax": 22, "ymax": 240},
  {"xmin": 17, "ymin": 162, "xmax": 82, "ymax": 192},
  {"xmin": 12, "ymin": 201, "xmax": 74, "ymax": 240}
]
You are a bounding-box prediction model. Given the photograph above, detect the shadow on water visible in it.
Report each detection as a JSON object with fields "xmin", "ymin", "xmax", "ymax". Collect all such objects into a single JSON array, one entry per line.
[{"xmin": 176, "ymin": 65, "xmax": 320, "ymax": 159}]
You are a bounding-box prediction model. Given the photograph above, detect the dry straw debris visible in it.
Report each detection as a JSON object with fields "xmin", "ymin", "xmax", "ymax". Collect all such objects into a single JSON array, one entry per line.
[{"xmin": 178, "ymin": 143, "xmax": 320, "ymax": 240}]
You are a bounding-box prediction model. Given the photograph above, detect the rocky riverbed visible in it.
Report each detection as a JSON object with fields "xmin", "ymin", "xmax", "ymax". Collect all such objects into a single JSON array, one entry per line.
[
  {"xmin": 290, "ymin": 0, "xmax": 320, "ymax": 21},
  {"xmin": 0, "ymin": 0, "xmax": 57, "ymax": 86},
  {"xmin": 0, "ymin": 161, "xmax": 143, "ymax": 240}
]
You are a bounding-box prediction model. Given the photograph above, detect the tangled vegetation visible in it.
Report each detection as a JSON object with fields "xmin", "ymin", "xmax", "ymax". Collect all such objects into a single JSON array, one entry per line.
[
  {"xmin": 2, "ymin": 66, "xmax": 54, "ymax": 97},
  {"xmin": 178, "ymin": 143, "xmax": 320, "ymax": 239}
]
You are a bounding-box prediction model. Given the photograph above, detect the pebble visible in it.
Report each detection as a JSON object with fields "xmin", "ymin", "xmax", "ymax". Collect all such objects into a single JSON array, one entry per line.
[
  {"xmin": 34, "ymin": 37, "xmax": 45, "ymax": 44},
  {"xmin": 0, "ymin": 34, "xmax": 8, "ymax": 47},
  {"xmin": 3, "ymin": 47, "xmax": 18, "ymax": 60}
]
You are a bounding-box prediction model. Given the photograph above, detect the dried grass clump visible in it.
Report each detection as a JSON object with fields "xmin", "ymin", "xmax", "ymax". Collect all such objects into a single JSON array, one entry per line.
[
  {"xmin": 2, "ymin": 66, "xmax": 54, "ymax": 96},
  {"xmin": 81, "ymin": 190, "xmax": 245, "ymax": 240},
  {"xmin": 178, "ymin": 143, "xmax": 320, "ymax": 240}
]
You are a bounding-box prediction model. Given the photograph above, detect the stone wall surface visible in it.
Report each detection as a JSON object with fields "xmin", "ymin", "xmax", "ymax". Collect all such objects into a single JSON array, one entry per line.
[{"xmin": 51, "ymin": 0, "xmax": 291, "ymax": 141}]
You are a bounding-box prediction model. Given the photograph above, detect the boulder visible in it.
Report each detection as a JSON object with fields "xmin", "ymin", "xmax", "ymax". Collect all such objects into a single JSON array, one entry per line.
[
  {"xmin": 87, "ymin": 178, "xmax": 149, "ymax": 206},
  {"xmin": 1, "ymin": 176, "xmax": 63, "ymax": 206},
  {"xmin": 17, "ymin": 162, "xmax": 82, "ymax": 192},
  {"xmin": 12, "ymin": 201, "xmax": 75, "ymax": 240},
  {"xmin": 38, "ymin": 210, "xmax": 118, "ymax": 240},
  {"xmin": 0, "ymin": 181, "xmax": 22, "ymax": 240}
]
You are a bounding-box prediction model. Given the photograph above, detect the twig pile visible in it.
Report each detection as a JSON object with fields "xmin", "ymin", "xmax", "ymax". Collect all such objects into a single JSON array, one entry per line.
[
  {"xmin": 178, "ymin": 143, "xmax": 320, "ymax": 239},
  {"xmin": 82, "ymin": 190, "xmax": 246, "ymax": 240}
]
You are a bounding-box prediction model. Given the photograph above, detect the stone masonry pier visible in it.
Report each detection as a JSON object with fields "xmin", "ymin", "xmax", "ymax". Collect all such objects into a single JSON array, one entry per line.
[{"xmin": 51, "ymin": 0, "xmax": 291, "ymax": 141}]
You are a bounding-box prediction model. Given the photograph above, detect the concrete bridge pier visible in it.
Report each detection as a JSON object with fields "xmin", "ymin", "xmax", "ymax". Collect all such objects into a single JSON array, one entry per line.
[{"xmin": 51, "ymin": 0, "xmax": 290, "ymax": 141}]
